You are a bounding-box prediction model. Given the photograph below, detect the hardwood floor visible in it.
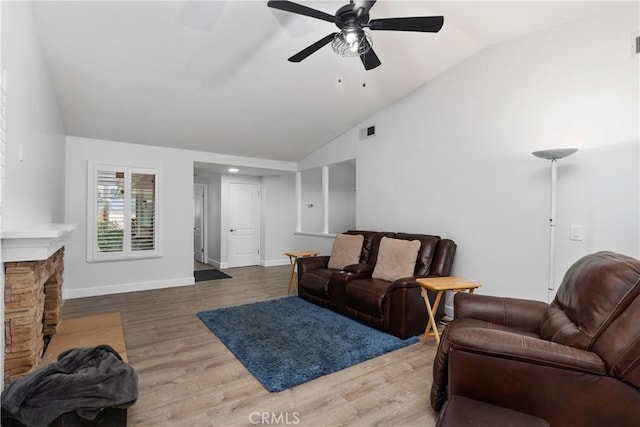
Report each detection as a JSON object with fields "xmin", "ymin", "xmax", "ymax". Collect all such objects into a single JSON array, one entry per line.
[
  {"xmin": 62, "ymin": 265, "xmax": 440, "ymax": 426},
  {"xmin": 194, "ymin": 261, "xmax": 214, "ymax": 271}
]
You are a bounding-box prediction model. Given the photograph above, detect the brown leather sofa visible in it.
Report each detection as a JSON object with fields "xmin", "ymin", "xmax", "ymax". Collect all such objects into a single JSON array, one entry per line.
[
  {"xmin": 297, "ymin": 230, "xmax": 456, "ymax": 339},
  {"xmin": 431, "ymin": 251, "xmax": 640, "ymax": 427}
]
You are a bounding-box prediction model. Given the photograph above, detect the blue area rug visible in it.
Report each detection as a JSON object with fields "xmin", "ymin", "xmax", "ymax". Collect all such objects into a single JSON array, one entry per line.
[{"xmin": 197, "ymin": 296, "xmax": 418, "ymax": 392}]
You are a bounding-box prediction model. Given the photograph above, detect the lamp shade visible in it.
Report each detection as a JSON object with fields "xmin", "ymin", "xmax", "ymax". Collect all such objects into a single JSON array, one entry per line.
[{"xmin": 532, "ymin": 148, "xmax": 578, "ymax": 160}]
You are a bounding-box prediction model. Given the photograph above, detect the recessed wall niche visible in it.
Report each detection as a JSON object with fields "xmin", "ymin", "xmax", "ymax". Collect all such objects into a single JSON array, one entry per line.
[{"xmin": 299, "ymin": 160, "xmax": 356, "ymax": 235}]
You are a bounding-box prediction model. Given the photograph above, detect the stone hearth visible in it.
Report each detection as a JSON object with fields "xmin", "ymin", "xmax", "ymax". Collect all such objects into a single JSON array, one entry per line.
[
  {"xmin": 2, "ymin": 223, "xmax": 75, "ymax": 384},
  {"xmin": 4, "ymin": 248, "xmax": 65, "ymax": 383}
]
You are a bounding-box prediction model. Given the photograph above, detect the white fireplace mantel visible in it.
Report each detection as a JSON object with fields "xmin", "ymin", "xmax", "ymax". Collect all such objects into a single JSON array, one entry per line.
[{"xmin": 1, "ymin": 223, "xmax": 77, "ymax": 262}]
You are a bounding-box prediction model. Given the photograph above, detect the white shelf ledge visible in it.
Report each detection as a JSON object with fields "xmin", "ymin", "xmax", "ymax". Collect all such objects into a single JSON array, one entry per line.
[
  {"xmin": 294, "ymin": 231, "xmax": 337, "ymax": 239},
  {"xmin": 1, "ymin": 223, "xmax": 77, "ymax": 262}
]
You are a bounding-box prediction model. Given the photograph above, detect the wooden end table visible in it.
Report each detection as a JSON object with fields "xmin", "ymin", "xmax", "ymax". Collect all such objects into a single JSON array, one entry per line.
[
  {"xmin": 285, "ymin": 251, "xmax": 320, "ymax": 294},
  {"xmin": 416, "ymin": 277, "xmax": 481, "ymax": 345}
]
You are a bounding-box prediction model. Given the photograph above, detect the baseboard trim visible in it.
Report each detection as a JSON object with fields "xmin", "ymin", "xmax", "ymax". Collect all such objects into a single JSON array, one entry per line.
[
  {"xmin": 206, "ymin": 258, "xmax": 222, "ymax": 269},
  {"xmin": 262, "ymin": 258, "xmax": 290, "ymax": 267},
  {"xmin": 210, "ymin": 259, "xmax": 288, "ymax": 268},
  {"xmin": 444, "ymin": 304, "xmax": 454, "ymax": 318},
  {"xmin": 63, "ymin": 277, "xmax": 195, "ymax": 299}
]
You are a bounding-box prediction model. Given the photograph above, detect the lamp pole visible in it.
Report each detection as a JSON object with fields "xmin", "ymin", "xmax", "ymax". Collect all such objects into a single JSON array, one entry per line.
[
  {"xmin": 548, "ymin": 158, "xmax": 558, "ymax": 303},
  {"xmin": 532, "ymin": 148, "xmax": 578, "ymax": 302}
]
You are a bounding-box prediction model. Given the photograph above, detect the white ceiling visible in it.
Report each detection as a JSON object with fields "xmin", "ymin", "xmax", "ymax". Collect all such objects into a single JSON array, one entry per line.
[{"xmin": 30, "ymin": 1, "xmax": 616, "ymax": 164}]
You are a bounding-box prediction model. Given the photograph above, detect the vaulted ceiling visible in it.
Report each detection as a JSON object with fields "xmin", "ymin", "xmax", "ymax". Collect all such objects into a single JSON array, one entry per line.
[{"xmin": 30, "ymin": 1, "xmax": 616, "ymax": 162}]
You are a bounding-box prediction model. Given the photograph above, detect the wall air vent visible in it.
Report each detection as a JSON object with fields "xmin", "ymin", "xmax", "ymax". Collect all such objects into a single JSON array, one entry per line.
[
  {"xmin": 359, "ymin": 125, "xmax": 376, "ymax": 140},
  {"xmin": 367, "ymin": 126, "xmax": 375, "ymax": 136}
]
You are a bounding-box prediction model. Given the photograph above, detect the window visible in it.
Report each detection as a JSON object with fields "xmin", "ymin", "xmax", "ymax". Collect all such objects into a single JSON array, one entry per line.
[{"xmin": 88, "ymin": 163, "xmax": 161, "ymax": 262}]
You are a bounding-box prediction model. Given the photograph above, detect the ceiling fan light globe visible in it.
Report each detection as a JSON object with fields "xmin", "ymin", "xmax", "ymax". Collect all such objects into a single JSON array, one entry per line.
[
  {"xmin": 345, "ymin": 30, "xmax": 358, "ymax": 44},
  {"xmin": 331, "ymin": 29, "xmax": 371, "ymax": 57}
]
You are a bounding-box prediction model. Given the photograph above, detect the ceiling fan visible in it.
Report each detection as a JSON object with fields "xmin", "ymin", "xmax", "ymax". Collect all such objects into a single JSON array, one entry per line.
[{"xmin": 267, "ymin": 0, "xmax": 444, "ymax": 70}]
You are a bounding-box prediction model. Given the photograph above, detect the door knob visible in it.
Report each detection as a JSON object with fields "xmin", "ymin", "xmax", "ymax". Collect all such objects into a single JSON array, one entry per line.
[{"xmin": 230, "ymin": 229, "xmax": 236, "ymax": 232}]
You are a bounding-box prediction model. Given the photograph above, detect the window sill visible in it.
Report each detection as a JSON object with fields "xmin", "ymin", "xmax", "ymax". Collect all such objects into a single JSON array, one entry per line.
[
  {"xmin": 294, "ymin": 231, "xmax": 337, "ymax": 239},
  {"xmin": 87, "ymin": 255, "xmax": 163, "ymax": 263}
]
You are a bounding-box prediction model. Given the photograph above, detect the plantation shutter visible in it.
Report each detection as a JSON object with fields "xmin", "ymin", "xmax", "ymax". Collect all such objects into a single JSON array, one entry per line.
[
  {"xmin": 90, "ymin": 164, "xmax": 161, "ymax": 261},
  {"xmin": 96, "ymin": 170, "xmax": 125, "ymax": 253},
  {"xmin": 131, "ymin": 173, "xmax": 156, "ymax": 252}
]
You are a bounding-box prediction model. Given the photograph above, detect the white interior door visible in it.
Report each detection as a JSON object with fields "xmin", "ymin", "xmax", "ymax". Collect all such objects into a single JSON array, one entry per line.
[
  {"xmin": 193, "ymin": 184, "xmax": 205, "ymax": 263},
  {"xmin": 228, "ymin": 182, "xmax": 259, "ymax": 267}
]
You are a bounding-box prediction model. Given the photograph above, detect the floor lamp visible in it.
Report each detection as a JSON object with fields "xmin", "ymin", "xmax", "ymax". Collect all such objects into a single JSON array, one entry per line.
[{"xmin": 532, "ymin": 148, "xmax": 578, "ymax": 302}]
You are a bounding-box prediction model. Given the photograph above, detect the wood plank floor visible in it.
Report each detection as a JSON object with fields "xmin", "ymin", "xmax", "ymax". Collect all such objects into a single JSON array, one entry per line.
[{"xmin": 62, "ymin": 265, "xmax": 440, "ymax": 426}]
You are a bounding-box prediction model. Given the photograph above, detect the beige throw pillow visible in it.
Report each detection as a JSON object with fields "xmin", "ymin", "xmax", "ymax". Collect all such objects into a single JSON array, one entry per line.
[
  {"xmin": 327, "ymin": 234, "xmax": 364, "ymax": 270},
  {"xmin": 372, "ymin": 237, "xmax": 421, "ymax": 282}
]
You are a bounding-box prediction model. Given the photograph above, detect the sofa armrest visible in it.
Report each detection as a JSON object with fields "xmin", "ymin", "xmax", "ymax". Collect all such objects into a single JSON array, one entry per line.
[
  {"xmin": 296, "ymin": 255, "xmax": 330, "ymax": 280},
  {"xmin": 444, "ymin": 329, "xmax": 640, "ymax": 427},
  {"xmin": 454, "ymin": 293, "xmax": 548, "ymax": 334},
  {"xmin": 446, "ymin": 345, "xmax": 638, "ymax": 427},
  {"xmin": 330, "ymin": 270, "xmax": 374, "ymax": 314},
  {"xmin": 388, "ymin": 276, "xmax": 419, "ymax": 290},
  {"xmin": 342, "ymin": 263, "xmax": 374, "ymax": 275},
  {"xmin": 389, "ymin": 274, "xmax": 448, "ymax": 290},
  {"xmin": 448, "ymin": 327, "xmax": 606, "ymax": 374}
]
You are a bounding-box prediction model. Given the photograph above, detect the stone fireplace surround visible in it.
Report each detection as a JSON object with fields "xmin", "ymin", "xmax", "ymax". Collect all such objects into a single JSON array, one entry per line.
[{"xmin": 2, "ymin": 224, "xmax": 75, "ymax": 384}]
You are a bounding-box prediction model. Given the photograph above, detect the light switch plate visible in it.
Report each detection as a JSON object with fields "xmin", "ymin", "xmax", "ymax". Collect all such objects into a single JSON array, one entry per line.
[{"xmin": 570, "ymin": 225, "xmax": 584, "ymax": 241}]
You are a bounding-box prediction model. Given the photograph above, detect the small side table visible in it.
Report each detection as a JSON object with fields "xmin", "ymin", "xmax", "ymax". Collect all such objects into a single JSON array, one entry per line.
[
  {"xmin": 285, "ymin": 251, "xmax": 320, "ymax": 294},
  {"xmin": 416, "ymin": 276, "xmax": 481, "ymax": 345}
]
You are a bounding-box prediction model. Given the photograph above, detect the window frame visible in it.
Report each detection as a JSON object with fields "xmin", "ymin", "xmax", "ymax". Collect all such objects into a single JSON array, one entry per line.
[{"xmin": 87, "ymin": 162, "xmax": 162, "ymax": 262}]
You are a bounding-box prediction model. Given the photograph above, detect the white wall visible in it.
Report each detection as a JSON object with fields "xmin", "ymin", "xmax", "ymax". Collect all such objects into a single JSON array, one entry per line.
[
  {"xmin": 328, "ymin": 161, "xmax": 356, "ymax": 234},
  {"xmin": 555, "ymin": 142, "xmax": 638, "ymax": 276},
  {"xmin": 65, "ymin": 136, "xmax": 194, "ymax": 297},
  {"xmin": 300, "ymin": 3, "xmax": 639, "ymax": 303},
  {"xmin": 298, "ymin": 127, "xmax": 359, "ymax": 171},
  {"xmin": 261, "ymin": 174, "xmax": 297, "ymax": 266},
  {"xmin": 301, "ymin": 167, "xmax": 323, "ymax": 233},
  {"xmin": 65, "ymin": 137, "xmax": 297, "ymax": 297},
  {"xmin": 2, "ymin": 2, "xmax": 66, "ymax": 230},
  {"xmin": 1, "ymin": 2, "xmax": 66, "ymax": 386},
  {"xmin": 1, "ymin": 0, "xmax": 4, "ymax": 390},
  {"xmin": 194, "ymin": 174, "xmax": 222, "ymax": 266},
  {"xmin": 208, "ymin": 174, "xmax": 222, "ymax": 265}
]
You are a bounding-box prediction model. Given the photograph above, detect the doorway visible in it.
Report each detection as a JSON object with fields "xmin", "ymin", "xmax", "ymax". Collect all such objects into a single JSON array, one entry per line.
[
  {"xmin": 193, "ymin": 183, "xmax": 207, "ymax": 263},
  {"xmin": 226, "ymin": 180, "xmax": 260, "ymax": 267}
]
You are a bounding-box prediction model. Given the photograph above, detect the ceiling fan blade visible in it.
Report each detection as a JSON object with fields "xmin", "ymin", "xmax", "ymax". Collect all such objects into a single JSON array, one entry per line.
[
  {"xmin": 267, "ymin": 1, "xmax": 336, "ymax": 24},
  {"xmin": 288, "ymin": 33, "xmax": 338, "ymax": 63},
  {"xmin": 360, "ymin": 41, "xmax": 381, "ymax": 70},
  {"xmin": 353, "ymin": 0, "xmax": 377, "ymax": 18},
  {"xmin": 369, "ymin": 16, "xmax": 444, "ymax": 32}
]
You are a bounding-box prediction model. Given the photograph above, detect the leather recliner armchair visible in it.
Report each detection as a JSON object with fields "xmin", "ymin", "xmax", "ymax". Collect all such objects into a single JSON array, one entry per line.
[{"xmin": 431, "ymin": 251, "xmax": 640, "ymax": 427}]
